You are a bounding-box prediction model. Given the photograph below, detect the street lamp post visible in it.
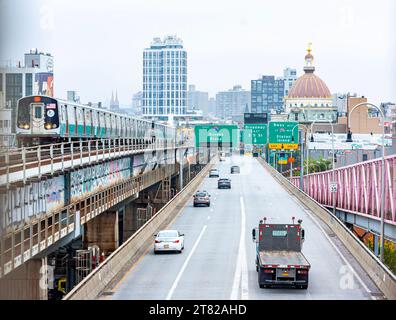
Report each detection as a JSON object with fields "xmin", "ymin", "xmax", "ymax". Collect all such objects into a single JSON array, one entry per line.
[
  {"xmin": 291, "ymin": 124, "xmax": 310, "ymax": 191},
  {"xmin": 310, "ymin": 120, "xmax": 336, "ymax": 216},
  {"xmin": 348, "ymin": 102, "xmax": 386, "ymax": 262}
]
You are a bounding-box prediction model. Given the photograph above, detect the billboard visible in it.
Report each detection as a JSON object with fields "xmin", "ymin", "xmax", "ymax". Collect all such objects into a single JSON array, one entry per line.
[{"xmin": 34, "ymin": 72, "xmax": 54, "ymax": 97}]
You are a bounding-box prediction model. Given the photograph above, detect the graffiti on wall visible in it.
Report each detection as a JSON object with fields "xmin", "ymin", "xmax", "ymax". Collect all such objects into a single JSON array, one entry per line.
[
  {"xmin": 70, "ymin": 158, "xmax": 131, "ymax": 202},
  {"xmin": 0, "ymin": 175, "xmax": 65, "ymax": 228}
]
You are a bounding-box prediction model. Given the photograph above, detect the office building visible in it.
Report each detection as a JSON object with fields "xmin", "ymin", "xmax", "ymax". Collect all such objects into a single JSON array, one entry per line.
[
  {"xmin": 251, "ymin": 76, "xmax": 285, "ymax": 113},
  {"xmin": 0, "ymin": 49, "xmax": 54, "ymax": 133},
  {"xmin": 281, "ymin": 68, "xmax": 297, "ymax": 97},
  {"xmin": 67, "ymin": 90, "xmax": 80, "ymax": 103},
  {"xmin": 0, "ymin": 94, "xmax": 13, "ymax": 148},
  {"xmin": 142, "ymin": 35, "xmax": 187, "ymax": 119},
  {"xmin": 215, "ymin": 85, "xmax": 250, "ymax": 119},
  {"xmin": 187, "ymin": 85, "xmax": 208, "ymax": 115}
]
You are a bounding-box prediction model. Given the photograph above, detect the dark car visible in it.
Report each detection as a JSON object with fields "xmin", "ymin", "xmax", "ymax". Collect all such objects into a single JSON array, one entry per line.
[
  {"xmin": 218, "ymin": 178, "xmax": 231, "ymax": 189},
  {"xmin": 230, "ymin": 165, "xmax": 240, "ymax": 174},
  {"xmin": 193, "ymin": 190, "xmax": 211, "ymax": 207},
  {"xmin": 209, "ymin": 169, "xmax": 219, "ymax": 178}
]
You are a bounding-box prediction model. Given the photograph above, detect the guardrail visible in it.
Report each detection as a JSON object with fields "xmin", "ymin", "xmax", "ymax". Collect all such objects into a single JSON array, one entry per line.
[
  {"xmin": 63, "ymin": 156, "xmax": 216, "ymax": 300},
  {"xmin": 258, "ymin": 157, "xmax": 396, "ymax": 300}
]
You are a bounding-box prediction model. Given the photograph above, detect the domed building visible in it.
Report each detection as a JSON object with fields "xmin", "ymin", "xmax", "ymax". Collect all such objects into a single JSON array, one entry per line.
[{"xmin": 285, "ymin": 44, "xmax": 337, "ymax": 123}]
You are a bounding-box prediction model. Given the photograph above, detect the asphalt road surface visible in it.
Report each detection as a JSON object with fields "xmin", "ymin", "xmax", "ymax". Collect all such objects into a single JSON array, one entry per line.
[{"xmin": 111, "ymin": 155, "xmax": 381, "ymax": 300}]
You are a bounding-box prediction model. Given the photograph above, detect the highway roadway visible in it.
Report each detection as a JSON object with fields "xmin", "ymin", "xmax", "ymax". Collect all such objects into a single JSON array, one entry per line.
[{"xmin": 110, "ymin": 155, "xmax": 381, "ymax": 300}]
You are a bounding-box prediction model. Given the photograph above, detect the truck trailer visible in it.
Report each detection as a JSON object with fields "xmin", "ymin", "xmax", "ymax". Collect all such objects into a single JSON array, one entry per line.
[{"xmin": 252, "ymin": 217, "xmax": 310, "ymax": 289}]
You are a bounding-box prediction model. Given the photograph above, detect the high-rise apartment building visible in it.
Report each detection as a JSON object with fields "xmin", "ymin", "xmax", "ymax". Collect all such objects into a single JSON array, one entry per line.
[
  {"xmin": 142, "ymin": 35, "xmax": 187, "ymax": 119},
  {"xmin": 208, "ymin": 97, "xmax": 216, "ymax": 116},
  {"xmin": 187, "ymin": 85, "xmax": 208, "ymax": 115},
  {"xmin": 215, "ymin": 85, "xmax": 250, "ymax": 119},
  {"xmin": 251, "ymin": 76, "xmax": 285, "ymax": 113}
]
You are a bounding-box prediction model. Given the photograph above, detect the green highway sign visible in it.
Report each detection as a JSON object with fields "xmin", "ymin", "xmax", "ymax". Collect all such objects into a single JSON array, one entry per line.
[
  {"xmin": 269, "ymin": 121, "xmax": 299, "ymax": 145},
  {"xmin": 243, "ymin": 124, "xmax": 267, "ymax": 145},
  {"xmin": 194, "ymin": 124, "xmax": 239, "ymax": 148}
]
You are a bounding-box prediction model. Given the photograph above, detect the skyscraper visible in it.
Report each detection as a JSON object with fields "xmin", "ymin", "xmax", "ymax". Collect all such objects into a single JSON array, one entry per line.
[
  {"xmin": 251, "ymin": 76, "xmax": 285, "ymax": 113},
  {"xmin": 142, "ymin": 35, "xmax": 187, "ymax": 119}
]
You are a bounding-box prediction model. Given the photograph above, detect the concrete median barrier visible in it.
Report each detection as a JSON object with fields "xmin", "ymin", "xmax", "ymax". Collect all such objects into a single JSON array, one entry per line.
[
  {"xmin": 64, "ymin": 160, "xmax": 215, "ymax": 300},
  {"xmin": 258, "ymin": 158, "xmax": 396, "ymax": 300}
]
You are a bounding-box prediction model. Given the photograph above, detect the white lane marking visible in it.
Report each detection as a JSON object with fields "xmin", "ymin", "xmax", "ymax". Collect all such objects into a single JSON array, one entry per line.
[
  {"xmin": 230, "ymin": 196, "xmax": 248, "ymax": 300},
  {"xmin": 301, "ymin": 206, "xmax": 373, "ymax": 298},
  {"xmin": 166, "ymin": 225, "xmax": 207, "ymax": 300}
]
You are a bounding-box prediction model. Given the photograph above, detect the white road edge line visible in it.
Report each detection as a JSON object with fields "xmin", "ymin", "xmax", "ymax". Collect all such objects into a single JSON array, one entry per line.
[
  {"xmin": 166, "ymin": 225, "xmax": 207, "ymax": 300},
  {"xmin": 230, "ymin": 196, "xmax": 248, "ymax": 300},
  {"xmin": 301, "ymin": 206, "xmax": 374, "ymax": 299}
]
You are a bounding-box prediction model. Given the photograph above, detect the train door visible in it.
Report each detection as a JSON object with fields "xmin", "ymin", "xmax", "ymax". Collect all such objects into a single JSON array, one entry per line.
[
  {"xmin": 61, "ymin": 105, "xmax": 67, "ymax": 136},
  {"xmin": 30, "ymin": 102, "xmax": 45, "ymax": 135},
  {"xmin": 105, "ymin": 113, "xmax": 110, "ymax": 138},
  {"xmin": 92, "ymin": 111, "xmax": 98, "ymax": 137},
  {"xmin": 99, "ymin": 112, "xmax": 104, "ymax": 137}
]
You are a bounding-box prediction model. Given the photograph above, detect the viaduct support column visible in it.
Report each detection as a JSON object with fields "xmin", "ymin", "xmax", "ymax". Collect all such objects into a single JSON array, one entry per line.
[
  {"xmin": 0, "ymin": 257, "xmax": 48, "ymax": 300},
  {"xmin": 84, "ymin": 210, "xmax": 118, "ymax": 256},
  {"xmin": 123, "ymin": 202, "xmax": 141, "ymax": 242},
  {"xmin": 179, "ymin": 148, "xmax": 184, "ymax": 190}
]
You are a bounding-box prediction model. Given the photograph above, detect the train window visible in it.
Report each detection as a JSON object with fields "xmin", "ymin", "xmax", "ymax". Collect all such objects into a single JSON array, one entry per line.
[
  {"xmin": 34, "ymin": 105, "xmax": 42, "ymax": 118},
  {"xmin": 17, "ymin": 98, "xmax": 31, "ymax": 126},
  {"xmin": 85, "ymin": 109, "xmax": 90, "ymax": 123}
]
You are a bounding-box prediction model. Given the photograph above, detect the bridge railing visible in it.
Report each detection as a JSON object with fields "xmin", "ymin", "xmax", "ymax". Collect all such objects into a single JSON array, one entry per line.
[
  {"xmin": 0, "ymin": 137, "xmax": 194, "ymax": 186},
  {"xmin": 290, "ymin": 154, "xmax": 396, "ymax": 224}
]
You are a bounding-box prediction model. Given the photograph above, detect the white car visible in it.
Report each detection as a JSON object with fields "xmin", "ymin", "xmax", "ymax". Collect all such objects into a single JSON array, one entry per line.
[{"xmin": 154, "ymin": 230, "xmax": 185, "ymax": 254}]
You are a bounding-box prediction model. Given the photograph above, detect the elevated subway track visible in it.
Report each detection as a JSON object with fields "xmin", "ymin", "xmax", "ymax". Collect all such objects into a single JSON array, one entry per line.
[
  {"xmin": 0, "ymin": 138, "xmax": 186, "ymax": 186},
  {"xmin": 0, "ymin": 136, "xmax": 200, "ymax": 283}
]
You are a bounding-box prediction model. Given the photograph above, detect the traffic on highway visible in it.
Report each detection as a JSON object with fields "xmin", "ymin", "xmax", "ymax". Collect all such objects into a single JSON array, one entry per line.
[{"xmin": 110, "ymin": 154, "xmax": 381, "ymax": 300}]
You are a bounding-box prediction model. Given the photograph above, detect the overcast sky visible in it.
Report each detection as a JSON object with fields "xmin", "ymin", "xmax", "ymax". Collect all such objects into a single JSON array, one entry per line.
[{"xmin": 1, "ymin": 0, "xmax": 395, "ymax": 107}]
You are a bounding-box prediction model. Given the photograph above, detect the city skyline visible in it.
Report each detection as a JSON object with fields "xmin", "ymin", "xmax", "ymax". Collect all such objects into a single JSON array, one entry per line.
[{"xmin": 0, "ymin": 0, "xmax": 395, "ymax": 107}]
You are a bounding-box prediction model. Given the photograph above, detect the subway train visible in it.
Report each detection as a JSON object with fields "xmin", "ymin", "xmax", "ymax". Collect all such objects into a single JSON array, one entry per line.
[{"xmin": 16, "ymin": 95, "xmax": 176, "ymax": 146}]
